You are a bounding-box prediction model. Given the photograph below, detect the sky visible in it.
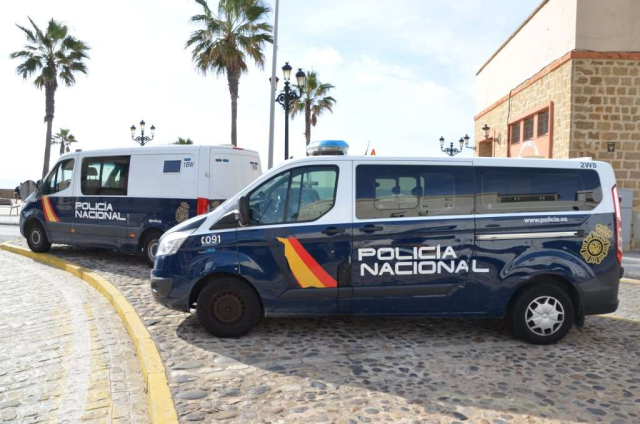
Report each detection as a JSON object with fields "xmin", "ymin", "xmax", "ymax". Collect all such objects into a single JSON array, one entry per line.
[{"xmin": 0, "ymin": 0, "xmax": 541, "ymax": 188}]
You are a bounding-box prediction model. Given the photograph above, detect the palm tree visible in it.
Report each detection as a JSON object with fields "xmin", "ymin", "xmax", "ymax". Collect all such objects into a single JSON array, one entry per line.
[
  {"xmin": 52, "ymin": 128, "xmax": 78, "ymax": 155},
  {"xmin": 290, "ymin": 71, "xmax": 336, "ymax": 145},
  {"xmin": 174, "ymin": 137, "xmax": 194, "ymax": 145},
  {"xmin": 186, "ymin": 0, "xmax": 273, "ymax": 146},
  {"xmin": 10, "ymin": 17, "xmax": 89, "ymax": 178}
]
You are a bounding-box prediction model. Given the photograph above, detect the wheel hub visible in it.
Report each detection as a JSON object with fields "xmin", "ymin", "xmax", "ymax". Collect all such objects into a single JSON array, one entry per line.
[
  {"xmin": 30, "ymin": 230, "xmax": 41, "ymax": 245},
  {"xmin": 211, "ymin": 292, "xmax": 245, "ymax": 324},
  {"xmin": 525, "ymin": 296, "xmax": 565, "ymax": 336}
]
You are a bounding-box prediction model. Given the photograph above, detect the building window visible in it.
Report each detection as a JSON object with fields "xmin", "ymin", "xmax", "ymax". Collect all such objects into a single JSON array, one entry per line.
[
  {"xmin": 538, "ymin": 110, "xmax": 549, "ymax": 136},
  {"xmin": 523, "ymin": 117, "xmax": 534, "ymax": 140},
  {"xmin": 511, "ymin": 122, "xmax": 521, "ymax": 144},
  {"xmin": 506, "ymin": 102, "xmax": 554, "ymax": 158}
]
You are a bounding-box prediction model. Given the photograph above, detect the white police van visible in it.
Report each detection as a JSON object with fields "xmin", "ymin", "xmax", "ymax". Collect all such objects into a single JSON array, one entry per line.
[
  {"xmin": 20, "ymin": 145, "xmax": 261, "ymax": 265},
  {"xmin": 151, "ymin": 155, "xmax": 622, "ymax": 344}
]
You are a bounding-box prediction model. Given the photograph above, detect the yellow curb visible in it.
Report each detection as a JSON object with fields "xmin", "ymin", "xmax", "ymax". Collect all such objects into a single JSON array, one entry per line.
[
  {"xmin": 0, "ymin": 243, "xmax": 178, "ymax": 424},
  {"xmin": 621, "ymin": 278, "xmax": 640, "ymax": 285},
  {"xmin": 597, "ymin": 314, "xmax": 640, "ymax": 324}
]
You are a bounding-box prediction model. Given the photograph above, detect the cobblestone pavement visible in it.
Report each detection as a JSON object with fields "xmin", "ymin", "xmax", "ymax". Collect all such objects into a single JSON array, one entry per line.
[
  {"xmin": 0, "ymin": 250, "xmax": 149, "ymax": 423},
  {"xmin": 6, "ymin": 241, "xmax": 640, "ymax": 424}
]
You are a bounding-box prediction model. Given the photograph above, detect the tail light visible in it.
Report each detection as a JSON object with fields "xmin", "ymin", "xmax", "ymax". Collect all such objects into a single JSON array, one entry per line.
[
  {"xmin": 197, "ymin": 197, "xmax": 210, "ymax": 215},
  {"xmin": 612, "ymin": 185, "xmax": 623, "ymax": 263}
]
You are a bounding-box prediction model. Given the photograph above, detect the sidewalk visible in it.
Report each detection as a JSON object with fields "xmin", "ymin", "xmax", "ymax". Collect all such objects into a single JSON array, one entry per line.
[
  {"xmin": 0, "ymin": 206, "xmax": 18, "ymax": 226},
  {"xmin": 0, "ymin": 250, "xmax": 149, "ymax": 422}
]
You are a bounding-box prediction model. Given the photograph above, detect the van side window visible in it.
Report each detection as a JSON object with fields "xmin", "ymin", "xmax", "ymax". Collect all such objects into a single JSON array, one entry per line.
[
  {"xmin": 356, "ymin": 165, "xmax": 474, "ymax": 219},
  {"xmin": 81, "ymin": 156, "xmax": 130, "ymax": 196},
  {"xmin": 43, "ymin": 159, "xmax": 75, "ymax": 195},
  {"xmin": 476, "ymin": 167, "xmax": 602, "ymax": 214},
  {"xmin": 248, "ymin": 166, "xmax": 338, "ymax": 225}
]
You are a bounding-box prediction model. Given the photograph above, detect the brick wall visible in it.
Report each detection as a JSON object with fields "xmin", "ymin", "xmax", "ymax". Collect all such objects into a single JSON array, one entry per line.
[
  {"xmin": 474, "ymin": 60, "xmax": 573, "ymax": 158},
  {"xmin": 570, "ymin": 58, "xmax": 640, "ymax": 248},
  {"xmin": 0, "ymin": 189, "xmax": 15, "ymax": 199}
]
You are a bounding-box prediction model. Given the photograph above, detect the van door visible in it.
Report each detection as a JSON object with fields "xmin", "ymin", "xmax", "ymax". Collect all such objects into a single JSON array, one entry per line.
[
  {"xmin": 210, "ymin": 151, "xmax": 261, "ymax": 205},
  {"xmin": 350, "ymin": 161, "xmax": 475, "ymax": 315},
  {"xmin": 236, "ymin": 163, "xmax": 351, "ymax": 315},
  {"xmin": 73, "ymin": 156, "xmax": 130, "ymax": 248},
  {"xmin": 40, "ymin": 158, "xmax": 76, "ymax": 243}
]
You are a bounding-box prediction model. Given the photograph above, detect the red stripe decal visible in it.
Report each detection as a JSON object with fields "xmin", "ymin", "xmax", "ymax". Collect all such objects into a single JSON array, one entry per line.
[{"xmin": 287, "ymin": 237, "xmax": 337, "ymax": 288}]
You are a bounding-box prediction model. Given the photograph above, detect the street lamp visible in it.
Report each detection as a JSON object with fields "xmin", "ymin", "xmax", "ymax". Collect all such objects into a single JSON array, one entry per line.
[
  {"xmin": 463, "ymin": 134, "xmax": 475, "ymax": 151},
  {"xmin": 439, "ymin": 136, "xmax": 465, "ymax": 157},
  {"xmin": 131, "ymin": 120, "xmax": 155, "ymax": 146},
  {"xmin": 276, "ymin": 62, "xmax": 306, "ymax": 160},
  {"xmin": 482, "ymin": 124, "xmax": 491, "ymax": 140}
]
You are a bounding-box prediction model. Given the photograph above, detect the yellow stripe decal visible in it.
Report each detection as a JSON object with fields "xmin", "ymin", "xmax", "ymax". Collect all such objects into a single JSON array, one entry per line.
[{"xmin": 277, "ymin": 237, "xmax": 326, "ymax": 288}]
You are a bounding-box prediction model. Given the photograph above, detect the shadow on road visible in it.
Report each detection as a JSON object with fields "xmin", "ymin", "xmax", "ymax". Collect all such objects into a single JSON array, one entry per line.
[{"xmin": 176, "ymin": 313, "xmax": 640, "ymax": 422}]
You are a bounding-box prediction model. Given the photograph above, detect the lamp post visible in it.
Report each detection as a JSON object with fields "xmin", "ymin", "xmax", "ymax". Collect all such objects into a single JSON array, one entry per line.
[
  {"xmin": 439, "ymin": 136, "xmax": 464, "ymax": 157},
  {"xmin": 130, "ymin": 120, "xmax": 155, "ymax": 146},
  {"xmin": 275, "ymin": 62, "xmax": 306, "ymax": 160}
]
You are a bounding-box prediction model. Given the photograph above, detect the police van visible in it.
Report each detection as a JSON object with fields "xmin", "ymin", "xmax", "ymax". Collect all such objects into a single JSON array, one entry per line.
[
  {"xmin": 20, "ymin": 145, "xmax": 261, "ymax": 265},
  {"xmin": 151, "ymin": 155, "xmax": 622, "ymax": 344}
]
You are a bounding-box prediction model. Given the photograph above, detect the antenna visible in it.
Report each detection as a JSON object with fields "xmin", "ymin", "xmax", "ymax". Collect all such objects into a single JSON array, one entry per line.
[{"xmin": 364, "ymin": 140, "xmax": 370, "ymax": 155}]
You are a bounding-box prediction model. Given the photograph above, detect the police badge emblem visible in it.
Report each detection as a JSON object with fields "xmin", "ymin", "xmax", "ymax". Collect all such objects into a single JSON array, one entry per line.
[
  {"xmin": 580, "ymin": 224, "xmax": 612, "ymax": 265},
  {"xmin": 175, "ymin": 202, "xmax": 190, "ymax": 223}
]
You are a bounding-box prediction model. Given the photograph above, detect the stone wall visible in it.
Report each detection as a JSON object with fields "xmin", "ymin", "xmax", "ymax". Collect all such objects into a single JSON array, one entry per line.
[
  {"xmin": 474, "ymin": 60, "xmax": 573, "ymax": 158},
  {"xmin": 570, "ymin": 58, "xmax": 640, "ymax": 247}
]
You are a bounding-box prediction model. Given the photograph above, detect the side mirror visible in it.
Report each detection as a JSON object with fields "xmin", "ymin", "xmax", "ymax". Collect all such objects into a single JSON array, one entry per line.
[
  {"xmin": 36, "ymin": 180, "xmax": 42, "ymax": 192},
  {"xmin": 237, "ymin": 196, "xmax": 251, "ymax": 227}
]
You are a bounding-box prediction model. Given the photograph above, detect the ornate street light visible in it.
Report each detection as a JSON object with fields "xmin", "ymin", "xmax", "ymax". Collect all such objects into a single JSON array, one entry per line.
[
  {"xmin": 482, "ymin": 124, "xmax": 491, "ymax": 140},
  {"xmin": 131, "ymin": 120, "xmax": 155, "ymax": 146},
  {"xmin": 439, "ymin": 136, "xmax": 465, "ymax": 157},
  {"xmin": 276, "ymin": 62, "xmax": 306, "ymax": 160},
  {"xmin": 463, "ymin": 134, "xmax": 475, "ymax": 151}
]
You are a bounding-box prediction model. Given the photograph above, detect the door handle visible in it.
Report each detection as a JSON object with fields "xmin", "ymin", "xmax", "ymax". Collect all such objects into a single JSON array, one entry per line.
[
  {"xmin": 321, "ymin": 226, "xmax": 346, "ymax": 236},
  {"xmin": 60, "ymin": 197, "xmax": 71, "ymax": 205},
  {"xmin": 359, "ymin": 224, "xmax": 383, "ymax": 233}
]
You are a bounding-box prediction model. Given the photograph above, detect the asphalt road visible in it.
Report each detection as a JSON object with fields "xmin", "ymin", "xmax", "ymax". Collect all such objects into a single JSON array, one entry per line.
[
  {"xmin": 622, "ymin": 251, "xmax": 640, "ymax": 279},
  {"xmin": 0, "ymin": 225, "xmax": 20, "ymax": 243}
]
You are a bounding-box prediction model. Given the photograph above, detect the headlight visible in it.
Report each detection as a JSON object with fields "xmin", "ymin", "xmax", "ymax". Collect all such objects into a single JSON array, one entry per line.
[{"xmin": 156, "ymin": 231, "xmax": 192, "ymax": 257}]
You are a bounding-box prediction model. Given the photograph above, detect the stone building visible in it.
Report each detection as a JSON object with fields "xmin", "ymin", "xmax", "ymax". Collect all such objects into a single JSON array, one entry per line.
[{"xmin": 474, "ymin": 0, "xmax": 640, "ymax": 249}]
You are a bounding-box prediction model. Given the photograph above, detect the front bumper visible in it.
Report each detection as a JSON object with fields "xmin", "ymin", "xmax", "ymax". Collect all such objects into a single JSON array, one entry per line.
[{"xmin": 150, "ymin": 270, "xmax": 191, "ymax": 312}]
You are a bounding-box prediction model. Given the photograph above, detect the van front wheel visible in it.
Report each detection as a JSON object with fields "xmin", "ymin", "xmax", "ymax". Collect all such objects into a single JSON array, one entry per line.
[
  {"xmin": 196, "ymin": 278, "xmax": 261, "ymax": 338},
  {"xmin": 26, "ymin": 222, "xmax": 51, "ymax": 253},
  {"xmin": 510, "ymin": 283, "xmax": 574, "ymax": 345},
  {"xmin": 142, "ymin": 230, "xmax": 163, "ymax": 267}
]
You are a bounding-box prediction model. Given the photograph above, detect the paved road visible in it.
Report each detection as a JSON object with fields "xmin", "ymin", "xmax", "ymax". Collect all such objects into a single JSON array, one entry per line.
[
  {"xmin": 14, "ymin": 242, "xmax": 639, "ymax": 424},
  {"xmin": 0, "ymin": 226, "xmax": 19, "ymax": 244},
  {"xmin": 0, "ymin": 250, "xmax": 149, "ymax": 423},
  {"xmin": 622, "ymin": 251, "xmax": 640, "ymax": 279}
]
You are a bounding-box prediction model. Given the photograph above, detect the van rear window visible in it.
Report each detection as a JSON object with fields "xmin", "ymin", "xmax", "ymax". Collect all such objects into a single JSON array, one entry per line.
[
  {"xmin": 163, "ymin": 160, "xmax": 181, "ymax": 173},
  {"xmin": 476, "ymin": 167, "xmax": 602, "ymax": 214}
]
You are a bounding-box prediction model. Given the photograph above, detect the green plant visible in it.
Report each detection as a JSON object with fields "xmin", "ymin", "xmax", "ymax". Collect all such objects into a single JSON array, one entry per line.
[
  {"xmin": 10, "ymin": 17, "xmax": 89, "ymax": 177},
  {"xmin": 186, "ymin": 0, "xmax": 273, "ymax": 146}
]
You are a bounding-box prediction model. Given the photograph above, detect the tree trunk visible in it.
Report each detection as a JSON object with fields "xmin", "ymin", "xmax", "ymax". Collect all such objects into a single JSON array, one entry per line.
[
  {"xmin": 227, "ymin": 71, "xmax": 240, "ymax": 146},
  {"xmin": 43, "ymin": 85, "xmax": 55, "ymax": 178},
  {"xmin": 305, "ymin": 102, "xmax": 311, "ymax": 146},
  {"xmin": 59, "ymin": 140, "xmax": 65, "ymax": 156}
]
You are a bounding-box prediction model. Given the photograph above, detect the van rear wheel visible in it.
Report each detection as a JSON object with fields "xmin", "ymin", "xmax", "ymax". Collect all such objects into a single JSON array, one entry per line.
[
  {"xmin": 196, "ymin": 278, "xmax": 261, "ymax": 338},
  {"xmin": 26, "ymin": 222, "xmax": 51, "ymax": 253},
  {"xmin": 510, "ymin": 283, "xmax": 574, "ymax": 345},
  {"xmin": 142, "ymin": 230, "xmax": 163, "ymax": 267}
]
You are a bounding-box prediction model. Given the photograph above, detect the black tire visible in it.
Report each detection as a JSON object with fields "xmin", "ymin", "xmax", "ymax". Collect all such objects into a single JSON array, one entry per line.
[
  {"xmin": 196, "ymin": 278, "xmax": 262, "ymax": 338},
  {"xmin": 142, "ymin": 230, "xmax": 163, "ymax": 267},
  {"xmin": 26, "ymin": 221, "xmax": 51, "ymax": 253},
  {"xmin": 510, "ymin": 283, "xmax": 574, "ymax": 345}
]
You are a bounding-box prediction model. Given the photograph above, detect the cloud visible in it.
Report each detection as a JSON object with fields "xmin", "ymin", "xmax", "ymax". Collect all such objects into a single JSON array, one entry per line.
[{"xmin": 304, "ymin": 47, "xmax": 342, "ymax": 67}]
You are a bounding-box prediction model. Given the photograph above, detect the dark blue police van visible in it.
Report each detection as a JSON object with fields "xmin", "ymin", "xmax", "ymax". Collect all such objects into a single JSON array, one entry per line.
[{"xmin": 151, "ymin": 156, "xmax": 622, "ymax": 344}]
